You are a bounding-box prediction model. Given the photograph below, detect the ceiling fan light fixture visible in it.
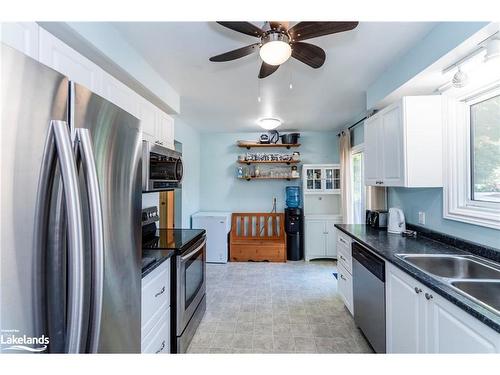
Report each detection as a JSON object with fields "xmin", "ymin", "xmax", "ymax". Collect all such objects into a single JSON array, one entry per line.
[
  {"xmin": 259, "ymin": 33, "xmax": 292, "ymax": 66},
  {"xmin": 258, "ymin": 117, "xmax": 282, "ymax": 130}
]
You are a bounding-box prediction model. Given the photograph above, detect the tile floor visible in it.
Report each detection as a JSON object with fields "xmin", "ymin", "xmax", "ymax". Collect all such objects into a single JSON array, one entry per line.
[{"xmin": 187, "ymin": 260, "xmax": 374, "ymax": 354}]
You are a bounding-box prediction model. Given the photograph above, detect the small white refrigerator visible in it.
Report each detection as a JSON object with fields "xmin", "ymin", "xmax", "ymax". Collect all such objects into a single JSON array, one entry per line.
[{"xmin": 192, "ymin": 212, "xmax": 232, "ymax": 263}]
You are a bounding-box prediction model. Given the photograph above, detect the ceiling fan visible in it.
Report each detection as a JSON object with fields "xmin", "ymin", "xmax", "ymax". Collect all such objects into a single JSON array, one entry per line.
[{"xmin": 209, "ymin": 21, "xmax": 359, "ymax": 78}]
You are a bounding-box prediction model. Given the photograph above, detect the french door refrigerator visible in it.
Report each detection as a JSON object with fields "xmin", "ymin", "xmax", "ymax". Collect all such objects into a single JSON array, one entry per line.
[{"xmin": 0, "ymin": 44, "xmax": 142, "ymax": 353}]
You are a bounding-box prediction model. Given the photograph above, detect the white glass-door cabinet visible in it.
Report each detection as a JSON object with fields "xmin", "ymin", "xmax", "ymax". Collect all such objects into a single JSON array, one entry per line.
[{"xmin": 303, "ymin": 164, "xmax": 340, "ymax": 194}]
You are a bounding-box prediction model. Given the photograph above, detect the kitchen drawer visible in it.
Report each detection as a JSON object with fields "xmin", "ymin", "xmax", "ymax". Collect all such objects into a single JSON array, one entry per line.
[
  {"xmin": 141, "ymin": 259, "xmax": 170, "ymax": 334},
  {"xmin": 338, "ymin": 263, "xmax": 354, "ymax": 315},
  {"xmin": 337, "ymin": 230, "xmax": 352, "ymax": 248},
  {"xmin": 141, "ymin": 307, "xmax": 170, "ymax": 354},
  {"xmin": 337, "ymin": 244, "xmax": 352, "ymax": 274}
]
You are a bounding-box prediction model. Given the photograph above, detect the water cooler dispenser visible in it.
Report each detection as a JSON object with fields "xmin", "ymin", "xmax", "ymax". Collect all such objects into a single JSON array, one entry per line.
[{"xmin": 285, "ymin": 187, "xmax": 304, "ymax": 261}]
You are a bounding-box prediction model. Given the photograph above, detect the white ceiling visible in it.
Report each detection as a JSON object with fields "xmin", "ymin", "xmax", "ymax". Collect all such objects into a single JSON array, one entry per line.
[{"xmin": 111, "ymin": 22, "xmax": 437, "ymax": 133}]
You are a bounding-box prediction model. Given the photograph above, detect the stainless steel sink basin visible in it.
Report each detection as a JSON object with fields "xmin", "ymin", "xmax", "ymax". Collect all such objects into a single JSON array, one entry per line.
[
  {"xmin": 397, "ymin": 254, "xmax": 500, "ymax": 280},
  {"xmin": 451, "ymin": 280, "xmax": 500, "ymax": 313}
]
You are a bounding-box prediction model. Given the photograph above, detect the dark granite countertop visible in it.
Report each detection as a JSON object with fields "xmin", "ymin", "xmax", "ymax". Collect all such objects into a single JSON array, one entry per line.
[
  {"xmin": 141, "ymin": 249, "xmax": 175, "ymax": 278},
  {"xmin": 335, "ymin": 224, "xmax": 500, "ymax": 333}
]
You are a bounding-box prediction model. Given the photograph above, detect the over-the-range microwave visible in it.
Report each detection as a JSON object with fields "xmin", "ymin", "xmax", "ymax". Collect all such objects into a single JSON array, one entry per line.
[{"xmin": 142, "ymin": 140, "xmax": 183, "ymax": 192}]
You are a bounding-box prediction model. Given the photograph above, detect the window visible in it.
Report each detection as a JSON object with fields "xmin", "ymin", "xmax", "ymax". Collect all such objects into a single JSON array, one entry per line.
[
  {"xmin": 470, "ymin": 94, "xmax": 500, "ymax": 203},
  {"xmin": 351, "ymin": 145, "xmax": 365, "ymax": 224},
  {"xmin": 443, "ymin": 84, "xmax": 500, "ymax": 230}
]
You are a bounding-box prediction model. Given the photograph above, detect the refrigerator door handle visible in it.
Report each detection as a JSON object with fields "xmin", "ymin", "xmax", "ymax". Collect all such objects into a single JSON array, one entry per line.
[
  {"xmin": 75, "ymin": 128, "xmax": 105, "ymax": 353},
  {"xmin": 51, "ymin": 120, "xmax": 86, "ymax": 353}
]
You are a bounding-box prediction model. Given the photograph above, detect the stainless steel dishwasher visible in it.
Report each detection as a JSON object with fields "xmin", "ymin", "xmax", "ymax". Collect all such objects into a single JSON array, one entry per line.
[{"xmin": 352, "ymin": 242, "xmax": 386, "ymax": 353}]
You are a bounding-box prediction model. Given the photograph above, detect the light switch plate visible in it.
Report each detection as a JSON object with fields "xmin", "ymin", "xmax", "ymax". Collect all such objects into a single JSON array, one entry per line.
[{"xmin": 418, "ymin": 211, "xmax": 426, "ymax": 225}]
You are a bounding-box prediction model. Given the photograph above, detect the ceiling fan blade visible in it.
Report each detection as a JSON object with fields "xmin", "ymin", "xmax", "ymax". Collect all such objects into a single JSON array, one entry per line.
[
  {"xmin": 216, "ymin": 22, "xmax": 265, "ymax": 37},
  {"xmin": 259, "ymin": 62, "xmax": 279, "ymax": 79},
  {"xmin": 288, "ymin": 21, "xmax": 359, "ymax": 41},
  {"xmin": 209, "ymin": 43, "xmax": 260, "ymax": 62},
  {"xmin": 291, "ymin": 42, "xmax": 326, "ymax": 68}
]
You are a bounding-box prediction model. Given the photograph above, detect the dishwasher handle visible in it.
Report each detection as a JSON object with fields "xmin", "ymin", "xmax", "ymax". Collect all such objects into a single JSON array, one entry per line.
[{"xmin": 352, "ymin": 242, "xmax": 385, "ymax": 282}]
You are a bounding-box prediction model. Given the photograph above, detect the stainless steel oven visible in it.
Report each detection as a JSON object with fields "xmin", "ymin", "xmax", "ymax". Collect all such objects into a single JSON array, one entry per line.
[
  {"xmin": 175, "ymin": 235, "xmax": 206, "ymax": 352},
  {"xmin": 142, "ymin": 140, "xmax": 183, "ymax": 192}
]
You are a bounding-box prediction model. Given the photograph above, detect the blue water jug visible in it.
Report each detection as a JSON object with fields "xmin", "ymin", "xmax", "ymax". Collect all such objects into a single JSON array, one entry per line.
[{"xmin": 286, "ymin": 186, "xmax": 301, "ymax": 208}]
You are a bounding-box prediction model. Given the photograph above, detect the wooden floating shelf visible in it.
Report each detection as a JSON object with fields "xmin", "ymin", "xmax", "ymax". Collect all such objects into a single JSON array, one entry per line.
[
  {"xmin": 237, "ymin": 141, "xmax": 301, "ymax": 149},
  {"xmin": 237, "ymin": 160, "xmax": 300, "ymax": 165},
  {"xmin": 238, "ymin": 176, "xmax": 300, "ymax": 181}
]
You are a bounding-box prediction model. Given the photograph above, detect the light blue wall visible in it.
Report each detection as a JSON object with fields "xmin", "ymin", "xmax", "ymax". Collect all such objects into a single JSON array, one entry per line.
[
  {"xmin": 366, "ymin": 22, "xmax": 488, "ymax": 109},
  {"xmin": 199, "ymin": 132, "xmax": 338, "ymax": 213},
  {"xmin": 389, "ymin": 188, "xmax": 500, "ymax": 249}
]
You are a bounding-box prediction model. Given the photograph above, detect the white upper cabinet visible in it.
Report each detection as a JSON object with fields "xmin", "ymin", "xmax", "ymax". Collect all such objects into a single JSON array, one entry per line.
[
  {"xmin": 38, "ymin": 28, "xmax": 103, "ymax": 95},
  {"xmin": 157, "ymin": 110, "xmax": 175, "ymax": 150},
  {"xmin": 1, "ymin": 22, "xmax": 39, "ymax": 60},
  {"xmin": 364, "ymin": 96, "xmax": 443, "ymax": 187},
  {"xmin": 303, "ymin": 164, "xmax": 340, "ymax": 194},
  {"xmin": 139, "ymin": 97, "xmax": 175, "ymax": 149},
  {"xmin": 101, "ymin": 71, "xmax": 140, "ymax": 119},
  {"xmin": 364, "ymin": 115, "xmax": 383, "ymax": 186}
]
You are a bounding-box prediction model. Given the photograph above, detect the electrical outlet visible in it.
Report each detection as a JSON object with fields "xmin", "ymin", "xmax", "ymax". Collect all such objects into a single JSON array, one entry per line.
[{"xmin": 418, "ymin": 211, "xmax": 426, "ymax": 225}]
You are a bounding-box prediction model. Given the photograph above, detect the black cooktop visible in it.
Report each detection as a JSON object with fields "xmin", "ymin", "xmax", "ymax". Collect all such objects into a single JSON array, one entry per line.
[{"xmin": 142, "ymin": 227, "xmax": 206, "ymax": 253}]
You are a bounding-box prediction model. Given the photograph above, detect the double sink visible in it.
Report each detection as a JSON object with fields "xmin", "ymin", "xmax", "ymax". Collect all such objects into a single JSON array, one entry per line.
[{"xmin": 396, "ymin": 253, "xmax": 500, "ymax": 315}]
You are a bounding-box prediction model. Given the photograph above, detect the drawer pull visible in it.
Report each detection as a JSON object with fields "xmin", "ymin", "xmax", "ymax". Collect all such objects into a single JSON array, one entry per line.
[
  {"xmin": 425, "ymin": 293, "xmax": 433, "ymax": 300},
  {"xmin": 339, "ymin": 255, "xmax": 346, "ymax": 261},
  {"xmin": 414, "ymin": 287, "xmax": 422, "ymax": 294},
  {"xmin": 340, "ymin": 274, "xmax": 347, "ymax": 281},
  {"xmin": 155, "ymin": 286, "xmax": 166, "ymax": 298},
  {"xmin": 156, "ymin": 340, "xmax": 166, "ymax": 353},
  {"xmin": 339, "ymin": 237, "xmax": 347, "ymax": 245}
]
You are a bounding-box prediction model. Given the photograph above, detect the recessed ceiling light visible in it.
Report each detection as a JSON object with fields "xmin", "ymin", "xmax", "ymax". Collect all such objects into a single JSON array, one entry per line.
[{"xmin": 258, "ymin": 117, "xmax": 282, "ymax": 130}]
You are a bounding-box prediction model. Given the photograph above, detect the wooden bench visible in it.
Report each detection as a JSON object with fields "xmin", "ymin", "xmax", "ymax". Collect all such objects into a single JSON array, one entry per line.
[{"xmin": 230, "ymin": 213, "xmax": 287, "ymax": 263}]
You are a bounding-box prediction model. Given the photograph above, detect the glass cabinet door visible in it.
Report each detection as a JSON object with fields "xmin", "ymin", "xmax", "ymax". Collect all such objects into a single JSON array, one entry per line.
[
  {"xmin": 306, "ymin": 168, "xmax": 314, "ymax": 190},
  {"xmin": 313, "ymin": 169, "xmax": 322, "ymax": 190},
  {"xmin": 334, "ymin": 168, "xmax": 340, "ymax": 190},
  {"xmin": 325, "ymin": 168, "xmax": 333, "ymax": 190}
]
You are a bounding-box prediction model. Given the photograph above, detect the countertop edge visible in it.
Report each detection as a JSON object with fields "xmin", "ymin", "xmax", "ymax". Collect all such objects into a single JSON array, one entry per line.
[
  {"xmin": 334, "ymin": 224, "xmax": 500, "ymax": 334},
  {"xmin": 141, "ymin": 250, "xmax": 175, "ymax": 278}
]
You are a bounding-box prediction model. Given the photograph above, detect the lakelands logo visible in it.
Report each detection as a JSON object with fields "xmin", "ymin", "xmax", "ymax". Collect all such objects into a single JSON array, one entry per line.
[{"xmin": 1, "ymin": 329, "xmax": 49, "ymax": 352}]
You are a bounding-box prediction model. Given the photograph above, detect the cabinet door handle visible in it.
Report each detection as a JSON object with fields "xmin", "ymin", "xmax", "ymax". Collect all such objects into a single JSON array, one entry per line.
[
  {"xmin": 156, "ymin": 340, "xmax": 166, "ymax": 353},
  {"xmin": 425, "ymin": 292, "xmax": 433, "ymax": 300},
  {"xmin": 155, "ymin": 286, "xmax": 166, "ymax": 297},
  {"xmin": 340, "ymin": 274, "xmax": 347, "ymax": 281},
  {"xmin": 414, "ymin": 287, "xmax": 422, "ymax": 294},
  {"xmin": 340, "ymin": 255, "xmax": 346, "ymax": 261},
  {"xmin": 339, "ymin": 237, "xmax": 347, "ymax": 245}
]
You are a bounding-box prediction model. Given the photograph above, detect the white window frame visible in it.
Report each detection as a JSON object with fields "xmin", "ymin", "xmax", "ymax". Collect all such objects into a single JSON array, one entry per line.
[
  {"xmin": 443, "ymin": 82, "xmax": 500, "ymax": 230},
  {"xmin": 351, "ymin": 143, "xmax": 365, "ymax": 224}
]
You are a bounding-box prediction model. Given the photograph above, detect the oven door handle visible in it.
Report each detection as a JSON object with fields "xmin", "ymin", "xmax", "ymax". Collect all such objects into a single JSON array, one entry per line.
[{"xmin": 180, "ymin": 239, "xmax": 206, "ymax": 261}]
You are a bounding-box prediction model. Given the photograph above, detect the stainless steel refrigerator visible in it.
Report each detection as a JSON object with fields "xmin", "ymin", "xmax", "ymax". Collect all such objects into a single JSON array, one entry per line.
[{"xmin": 0, "ymin": 44, "xmax": 142, "ymax": 353}]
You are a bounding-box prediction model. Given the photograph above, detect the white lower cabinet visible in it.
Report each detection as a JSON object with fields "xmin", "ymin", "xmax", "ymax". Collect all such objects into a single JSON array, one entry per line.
[
  {"xmin": 338, "ymin": 263, "xmax": 353, "ymax": 315},
  {"xmin": 305, "ymin": 217, "xmax": 342, "ymax": 261},
  {"xmin": 141, "ymin": 259, "xmax": 171, "ymax": 354},
  {"xmin": 386, "ymin": 263, "xmax": 500, "ymax": 353},
  {"xmin": 336, "ymin": 229, "xmax": 353, "ymax": 315}
]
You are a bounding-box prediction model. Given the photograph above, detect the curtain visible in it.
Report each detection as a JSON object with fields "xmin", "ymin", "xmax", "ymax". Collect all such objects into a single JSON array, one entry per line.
[{"xmin": 340, "ymin": 130, "xmax": 353, "ymax": 223}]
